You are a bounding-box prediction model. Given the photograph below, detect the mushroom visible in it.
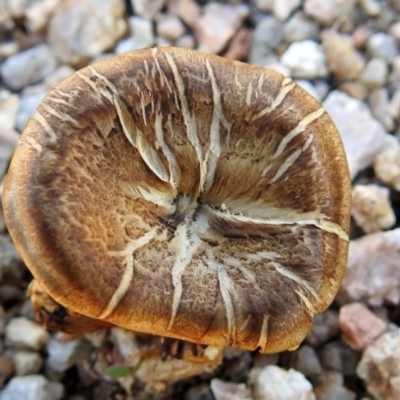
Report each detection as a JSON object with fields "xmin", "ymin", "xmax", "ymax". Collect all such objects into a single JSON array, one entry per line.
[{"xmin": 3, "ymin": 47, "xmax": 351, "ymax": 354}]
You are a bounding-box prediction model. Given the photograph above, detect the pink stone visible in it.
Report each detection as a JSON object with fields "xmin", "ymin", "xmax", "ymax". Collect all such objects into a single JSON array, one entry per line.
[{"xmin": 339, "ymin": 302, "xmax": 386, "ymax": 350}]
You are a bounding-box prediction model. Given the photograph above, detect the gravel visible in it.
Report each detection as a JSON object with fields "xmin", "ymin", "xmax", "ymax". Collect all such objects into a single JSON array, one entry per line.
[{"xmin": 0, "ymin": 0, "xmax": 399, "ymax": 399}]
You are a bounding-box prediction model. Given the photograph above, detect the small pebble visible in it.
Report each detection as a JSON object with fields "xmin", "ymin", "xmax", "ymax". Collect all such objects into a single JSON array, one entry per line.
[
  {"xmin": 250, "ymin": 15, "xmax": 283, "ymax": 65},
  {"xmin": 130, "ymin": 0, "xmax": 164, "ymax": 20},
  {"xmin": 294, "ymin": 345, "xmax": 322, "ymax": 376},
  {"xmin": 373, "ymin": 135, "xmax": 400, "ymax": 191},
  {"xmin": 320, "ymin": 341, "xmax": 360, "ymax": 376},
  {"xmin": 210, "ymin": 378, "xmax": 251, "ymax": 400},
  {"xmin": 323, "ymin": 90, "xmax": 386, "ymax": 179},
  {"xmin": 306, "ymin": 310, "xmax": 339, "ymax": 347},
  {"xmin": 357, "ymin": 329, "xmax": 400, "ymax": 400},
  {"xmin": 359, "ymin": 58, "xmax": 388, "ymax": 89},
  {"xmin": 282, "ymin": 12, "xmax": 319, "ymax": 43},
  {"xmin": 195, "ymin": 3, "xmax": 249, "ymax": 54},
  {"xmin": 48, "ymin": 0, "xmax": 126, "ymax": 65},
  {"xmin": 368, "ymin": 88, "xmax": 394, "ymax": 131},
  {"xmin": 25, "ymin": 0, "xmax": 62, "ymax": 33},
  {"xmin": 5, "ymin": 317, "xmax": 49, "ymax": 351},
  {"xmin": 338, "ymin": 81, "xmax": 367, "ymax": 101},
  {"xmin": 168, "ymin": 0, "xmax": 201, "ymax": 29},
  {"xmin": 339, "ymin": 228, "xmax": 400, "ymax": 306},
  {"xmin": 253, "ymin": 365, "xmax": 315, "ymax": 400},
  {"xmin": 46, "ymin": 334, "xmax": 92, "ymax": 375},
  {"xmin": 273, "ymin": 0, "xmax": 301, "ymax": 22},
  {"xmin": 359, "ymin": 0, "xmax": 382, "ymax": 16},
  {"xmin": 351, "ymin": 184, "xmax": 395, "ymax": 233},
  {"xmin": 0, "ymin": 375, "xmax": 64, "ymax": 400},
  {"xmin": 339, "ymin": 302, "xmax": 387, "ymax": 350},
  {"xmin": 304, "ymin": 0, "xmax": 348, "ymax": 26},
  {"xmin": 0, "ymin": 357, "xmax": 13, "ymax": 388},
  {"xmin": 0, "ymin": 44, "xmax": 57, "ymax": 91},
  {"xmin": 314, "ymin": 381, "xmax": 356, "ymax": 400},
  {"xmin": 11, "ymin": 350, "xmax": 43, "ymax": 376},
  {"xmin": 115, "ymin": 16, "xmax": 154, "ymax": 54},
  {"xmin": 366, "ymin": 32, "xmax": 399, "ymax": 63},
  {"xmin": 281, "ymin": 40, "xmax": 328, "ymax": 79},
  {"xmin": 156, "ymin": 13, "xmax": 186, "ymax": 43},
  {"xmin": 0, "ymin": 129, "xmax": 19, "ymax": 178},
  {"xmin": 323, "ymin": 31, "xmax": 365, "ymax": 81}
]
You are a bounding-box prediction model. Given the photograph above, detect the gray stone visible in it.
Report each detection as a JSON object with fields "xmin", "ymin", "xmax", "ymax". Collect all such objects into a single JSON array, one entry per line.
[
  {"xmin": 0, "ymin": 235, "xmax": 23, "ymax": 281},
  {"xmin": 0, "ymin": 375, "xmax": 64, "ymax": 400},
  {"xmin": 25, "ymin": 0, "xmax": 62, "ymax": 33},
  {"xmin": 48, "ymin": 0, "xmax": 126, "ymax": 65},
  {"xmin": 359, "ymin": 0, "xmax": 382, "ymax": 16},
  {"xmin": 250, "ymin": 16, "xmax": 283, "ymax": 65},
  {"xmin": 0, "ymin": 44, "xmax": 57, "ymax": 91},
  {"xmin": 357, "ymin": 329, "xmax": 400, "ymax": 400},
  {"xmin": 306, "ymin": 310, "xmax": 339, "ymax": 346},
  {"xmin": 294, "ymin": 345, "xmax": 322, "ymax": 376},
  {"xmin": 283, "ymin": 12, "xmax": 319, "ymax": 43},
  {"xmin": 5, "ymin": 317, "xmax": 49, "ymax": 351},
  {"xmin": 323, "ymin": 90, "xmax": 386, "ymax": 179},
  {"xmin": 338, "ymin": 228, "xmax": 400, "ymax": 306},
  {"xmin": 320, "ymin": 341, "xmax": 360, "ymax": 376},
  {"xmin": 366, "ymin": 32, "xmax": 398, "ymax": 63},
  {"xmin": 360, "ymin": 58, "xmax": 388, "ymax": 89},
  {"xmin": 281, "ymin": 40, "xmax": 328, "ymax": 79},
  {"xmin": 15, "ymin": 85, "xmax": 47, "ymax": 132}
]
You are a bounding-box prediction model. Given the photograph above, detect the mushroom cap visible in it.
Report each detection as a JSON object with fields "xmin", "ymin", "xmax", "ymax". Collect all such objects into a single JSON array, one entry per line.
[{"xmin": 3, "ymin": 47, "xmax": 351, "ymax": 354}]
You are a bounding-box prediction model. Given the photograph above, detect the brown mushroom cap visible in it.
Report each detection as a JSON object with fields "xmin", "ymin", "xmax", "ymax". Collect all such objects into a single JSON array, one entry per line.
[{"xmin": 3, "ymin": 47, "xmax": 351, "ymax": 354}]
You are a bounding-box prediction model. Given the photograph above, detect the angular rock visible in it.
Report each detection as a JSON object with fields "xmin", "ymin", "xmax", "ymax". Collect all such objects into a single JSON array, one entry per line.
[
  {"xmin": 339, "ymin": 228, "xmax": 400, "ymax": 306},
  {"xmin": 281, "ymin": 40, "xmax": 327, "ymax": 79},
  {"xmin": 351, "ymin": 184, "xmax": 395, "ymax": 233},
  {"xmin": 253, "ymin": 365, "xmax": 315, "ymax": 400},
  {"xmin": 339, "ymin": 302, "xmax": 387, "ymax": 350},
  {"xmin": 323, "ymin": 90, "xmax": 386, "ymax": 179},
  {"xmin": 357, "ymin": 329, "xmax": 400, "ymax": 400},
  {"xmin": 0, "ymin": 44, "xmax": 57, "ymax": 91},
  {"xmin": 48, "ymin": 0, "xmax": 126, "ymax": 65}
]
